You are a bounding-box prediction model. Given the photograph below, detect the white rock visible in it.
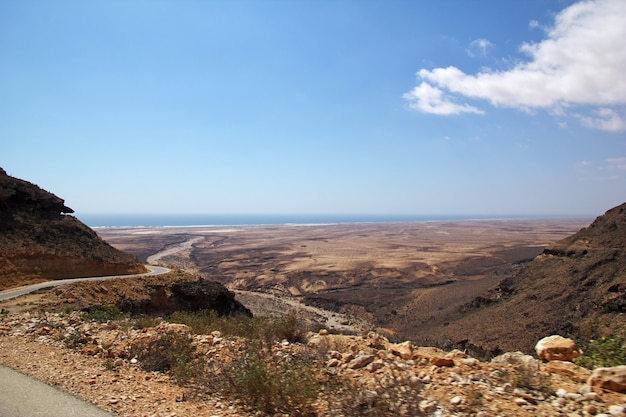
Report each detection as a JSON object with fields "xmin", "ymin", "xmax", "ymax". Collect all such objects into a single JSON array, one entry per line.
[
  {"xmin": 555, "ymin": 388, "xmax": 568, "ymax": 397},
  {"xmin": 450, "ymin": 396, "xmax": 464, "ymax": 406},
  {"xmin": 514, "ymin": 397, "xmax": 529, "ymax": 406},
  {"xmin": 418, "ymin": 399, "xmax": 437, "ymax": 413},
  {"xmin": 608, "ymin": 405, "xmax": 626, "ymax": 417}
]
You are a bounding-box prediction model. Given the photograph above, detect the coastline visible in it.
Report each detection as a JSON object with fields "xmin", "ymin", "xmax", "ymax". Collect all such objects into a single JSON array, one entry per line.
[{"xmin": 81, "ymin": 213, "xmax": 595, "ymax": 229}]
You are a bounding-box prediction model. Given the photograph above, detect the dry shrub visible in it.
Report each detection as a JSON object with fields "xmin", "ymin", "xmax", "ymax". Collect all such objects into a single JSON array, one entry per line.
[{"xmin": 130, "ymin": 328, "xmax": 199, "ymax": 384}]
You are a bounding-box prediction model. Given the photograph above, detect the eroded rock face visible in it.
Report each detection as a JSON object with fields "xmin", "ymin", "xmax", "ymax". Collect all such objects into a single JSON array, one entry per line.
[
  {"xmin": 0, "ymin": 168, "xmax": 146, "ymax": 289},
  {"xmin": 536, "ymin": 335, "xmax": 582, "ymax": 362}
]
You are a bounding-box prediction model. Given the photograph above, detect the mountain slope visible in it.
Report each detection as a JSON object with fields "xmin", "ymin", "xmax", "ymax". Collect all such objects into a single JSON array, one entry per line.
[
  {"xmin": 0, "ymin": 168, "xmax": 147, "ymax": 290},
  {"xmin": 429, "ymin": 202, "xmax": 626, "ymax": 356}
]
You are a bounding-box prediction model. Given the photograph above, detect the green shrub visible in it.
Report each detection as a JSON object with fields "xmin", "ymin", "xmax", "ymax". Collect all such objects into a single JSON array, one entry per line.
[
  {"xmin": 575, "ymin": 335, "xmax": 626, "ymax": 369},
  {"xmin": 82, "ymin": 305, "xmax": 127, "ymax": 322},
  {"xmin": 272, "ymin": 312, "xmax": 307, "ymax": 343},
  {"xmin": 133, "ymin": 315, "xmax": 162, "ymax": 329},
  {"xmin": 168, "ymin": 310, "xmax": 308, "ymax": 345}
]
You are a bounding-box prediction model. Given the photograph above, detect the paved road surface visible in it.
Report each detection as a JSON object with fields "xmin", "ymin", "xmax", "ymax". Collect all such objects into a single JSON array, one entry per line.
[
  {"xmin": 0, "ymin": 365, "xmax": 114, "ymax": 417},
  {"xmin": 0, "ymin": 265, "xmax": 170, "ymax": 301},
  {"xmin": 0, "ymin": 264, "xmax": 170, "ymax": 416}
]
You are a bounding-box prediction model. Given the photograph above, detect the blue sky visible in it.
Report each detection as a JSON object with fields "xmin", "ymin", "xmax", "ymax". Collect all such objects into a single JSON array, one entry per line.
[{"xmin": 2, "ymin": 0, "xmax": 625, "ymax": 217}]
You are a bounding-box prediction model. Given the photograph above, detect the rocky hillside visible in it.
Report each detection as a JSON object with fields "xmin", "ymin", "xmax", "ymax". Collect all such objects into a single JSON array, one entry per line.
[
  {"xmin": 424, "ymin": 202, "xmax": 626, "ymax": 356},
  {"xmin": 0, "ymin": 168, "xmax": 147, "ymax": 290},
  {"xmin": 1, "ymin": 308, "xmax": 625, "ymax": 416}
]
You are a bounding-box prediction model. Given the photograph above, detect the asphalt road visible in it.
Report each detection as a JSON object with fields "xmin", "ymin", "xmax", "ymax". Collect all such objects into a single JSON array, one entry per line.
[
  {"xmin": 0, "ymin": 365, "xmax": 115, "ymax": 417},
  {"xmin": 0, "ymin": 265, "xmax": 170, "ymax": 301},
  {"xmin": 0, "ymin": 264, "xmax": 170, "ymax": 416}
]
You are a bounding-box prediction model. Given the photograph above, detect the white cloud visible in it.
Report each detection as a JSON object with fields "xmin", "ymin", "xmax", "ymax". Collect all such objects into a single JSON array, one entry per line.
[
  {"xmin": 466, "ymin": 38, "xmax": 493, "ymax": 57},
  {"xmin": 403, "ymin": 82, "xmax": 483, "ymax": 115},
  {"xmin": 405, "ymin": 0, "xmax": 626, "ymax": 132}
]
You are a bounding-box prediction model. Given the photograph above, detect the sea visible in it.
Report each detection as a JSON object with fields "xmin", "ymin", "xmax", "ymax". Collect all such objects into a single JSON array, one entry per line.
[{"xmin": 76, "ymin": 213, "xmax": 512, "ymax": 228}]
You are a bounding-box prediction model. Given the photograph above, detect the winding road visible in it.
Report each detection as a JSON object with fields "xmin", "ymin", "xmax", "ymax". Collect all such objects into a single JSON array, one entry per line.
[
  {"xmin": 0, "ymin": 237, "xmax": 212, "ymax": 301},
  {"xmin": 0, "ymin": 265, "xmax": 170, "ymax": 302},
  {"xmin": 146, "ymin": 236, "xmax": 204, "ymax": 265}
]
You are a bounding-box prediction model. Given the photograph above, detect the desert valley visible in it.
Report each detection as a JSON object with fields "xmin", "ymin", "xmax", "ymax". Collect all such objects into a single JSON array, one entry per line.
[
  {"xmin": 1, "ymin": 168, "xmax": 625, "ymax": 417},
  {"xmin": 95, "ymin": 217, "xmax": 594, "ymax": 355}
]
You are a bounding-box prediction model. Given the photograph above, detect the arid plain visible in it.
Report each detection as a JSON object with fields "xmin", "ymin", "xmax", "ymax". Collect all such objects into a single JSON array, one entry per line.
[{"xmin": 97, "ymin": 218, "xmax": 592, "ymax": 346}]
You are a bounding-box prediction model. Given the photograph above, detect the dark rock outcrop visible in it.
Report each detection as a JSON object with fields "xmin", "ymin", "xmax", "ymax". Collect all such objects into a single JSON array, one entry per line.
[
  {"xmin": 0, "ymin": 168, "xmax": 147, "ymax": 290},
  {"xmin": 117, "ymin": 278, "xmax": 252, "ymax": 317}
]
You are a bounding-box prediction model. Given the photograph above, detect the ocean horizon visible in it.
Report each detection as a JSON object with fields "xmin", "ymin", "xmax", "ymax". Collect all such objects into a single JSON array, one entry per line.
[{"xmin": 75, "ymin": 213, "xmax": 582, "ymax": 228}]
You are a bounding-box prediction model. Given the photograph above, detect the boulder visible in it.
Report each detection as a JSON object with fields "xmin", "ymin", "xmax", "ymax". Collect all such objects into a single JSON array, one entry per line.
[
  {"xmin": 535, "ymin": 335, "xmax": 581, "ymax": 361},
  {"xmin": 588, "ymin": 365, "xmax": 626, "ymax": 394}
]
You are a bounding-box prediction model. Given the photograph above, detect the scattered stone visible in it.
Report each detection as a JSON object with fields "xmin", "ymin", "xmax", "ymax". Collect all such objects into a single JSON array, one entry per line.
[
  {"xmin": 430, "ymin": 356, "xmax": 454, "ymax": 367},
  {"xmin": 492, "ymin": 351, "xmax": 540, "ymax": 371},
  {"xmin": 365, "ymin": 332, "xmax": 388, "ymax": 349},
  {"xmin": 365, "ymin": 359, "xmax": 385, "ymax": 373},
  {"xmin": 326, "ymin": 358, "xmax": 340, "ymax": 368},
  {"xmin": 544, "ymin": 360, "xmax": 591, "ymax": 382},
  {"xmin": 389, "ymin": 340, "xmax": 413, "ymax": 359},
  {"xmin": 80, "ymin": 344, "xmax": 100, "ymax": 356},
  {"xmin": 535, "ymin": 335, "xmax": 581, "ymax": 362},
  {"xmin": 608, "ymin": 405, "xmax": 626, "ymax": 417},
  {"xmin": 450, "ymin": 395, "xmax": 464, "ymax": 406},
  {"xmin": 348, "ymin": 354, "xmax": 375, "ymax": 369},
  {"xmin": 418, "ymin": 399, "xmax": 437, "ymax": 413},
  {"xmin": 2, "ymin": 310, "xmax": 625, "ymax": 417},
  {"xmin": 514, "ymin": 397, "xmax": 529, "ymax": 406},
  {"xmin": 462, "ymin": 357, "xmax": 479, "ymax": 367}
]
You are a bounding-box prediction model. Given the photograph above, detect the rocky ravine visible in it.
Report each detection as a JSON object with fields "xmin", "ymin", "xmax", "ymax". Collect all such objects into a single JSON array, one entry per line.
[{"xmin": 405, "ymin": 202, "xmax": 626, "ymax": 357}]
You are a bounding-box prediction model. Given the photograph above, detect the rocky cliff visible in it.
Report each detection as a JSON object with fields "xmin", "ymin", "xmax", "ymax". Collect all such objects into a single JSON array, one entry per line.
[
  {"xmin": 0, "ymin": 168, "xmax": 147, "ymax": 290},
  {"xmin": 433, "ymin": 202, "xmax": 626, "ymax": 356}
]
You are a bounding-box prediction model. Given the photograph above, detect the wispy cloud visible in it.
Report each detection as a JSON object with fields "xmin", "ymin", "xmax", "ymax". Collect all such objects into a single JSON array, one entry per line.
[
  {"xmin": 578, "ymin": 108, "xmax": 626, "ymax": 132},
  {"xmin": 466, "ymin": 38, "xmax": 493, "ymax": 57},
  {"xmin": 404, "ymin": 0, "xmax": 626, "ymax": 131},
  {"xmin": 578, "ymin": 157, "xmax": 626, "ymax": 180},
  {"xmin": 606, "ymin": 157, "xmax": 626, "ymax": 170}
]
